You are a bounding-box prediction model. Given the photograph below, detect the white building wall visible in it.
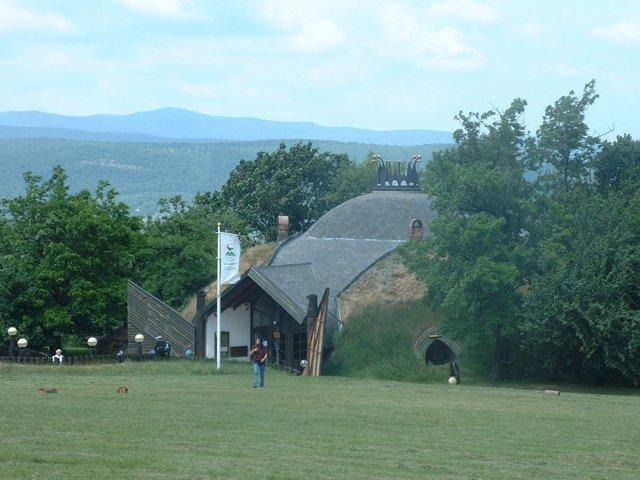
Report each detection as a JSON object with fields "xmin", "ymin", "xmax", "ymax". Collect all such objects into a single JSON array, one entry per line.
[{"xmin": 205, "ymin": 303, "xmax": 251, "ymax": 360}]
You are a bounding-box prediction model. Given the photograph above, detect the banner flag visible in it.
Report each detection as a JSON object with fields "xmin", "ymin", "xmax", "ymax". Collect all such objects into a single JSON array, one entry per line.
[{"xmin": 219, "ymin": 232, "xmax": 241, "ymax": 284}]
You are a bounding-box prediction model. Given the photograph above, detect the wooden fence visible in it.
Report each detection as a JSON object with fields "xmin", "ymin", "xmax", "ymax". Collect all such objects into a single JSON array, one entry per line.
[{"xmin": 0, "ymin": 354, "xmax": 157, "ymax": 365}]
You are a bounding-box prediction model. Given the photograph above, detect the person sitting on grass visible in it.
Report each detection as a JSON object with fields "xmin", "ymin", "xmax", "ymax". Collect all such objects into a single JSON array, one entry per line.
[
  {"xmin": 249, "ymin": 337, "xmax": 268, "ymax": 388},
  {"xmin": 52, "ymin": 349, "xmax": 64, "ymax": 366}
]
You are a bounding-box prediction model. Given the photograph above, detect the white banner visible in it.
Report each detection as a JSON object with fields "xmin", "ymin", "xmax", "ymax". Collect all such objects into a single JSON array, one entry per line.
[{"xmin": 219, "ymin": 232, "xmax": 241, "ymax": 284}]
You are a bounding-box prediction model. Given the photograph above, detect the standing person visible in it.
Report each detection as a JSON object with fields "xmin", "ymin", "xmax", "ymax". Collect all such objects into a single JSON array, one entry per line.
[{"xmin": 249, "ymin": 337, "xmax": 268, "ymax": 388}]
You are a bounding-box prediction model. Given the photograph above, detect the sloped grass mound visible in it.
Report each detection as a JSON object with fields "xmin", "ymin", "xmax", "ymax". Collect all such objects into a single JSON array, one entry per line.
[{"xmin": 325, "ymin": 302, "xmax": 450, "ymax": 382}]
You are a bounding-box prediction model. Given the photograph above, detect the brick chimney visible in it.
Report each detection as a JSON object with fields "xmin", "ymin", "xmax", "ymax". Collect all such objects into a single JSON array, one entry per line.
[{"xmin": 278, "ymin": 215, "xmax": 290, "ymax": 242}]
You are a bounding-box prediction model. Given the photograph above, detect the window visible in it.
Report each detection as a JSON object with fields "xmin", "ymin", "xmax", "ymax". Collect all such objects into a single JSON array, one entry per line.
[{"xmin": 292, "ymin": 332, "xmax": 307, "ymax": 366}]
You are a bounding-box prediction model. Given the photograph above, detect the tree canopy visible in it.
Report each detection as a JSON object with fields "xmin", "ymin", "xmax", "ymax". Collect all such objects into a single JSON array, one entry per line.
[
  {"xmin": 0, "ymin": 167, "xmax": 141, "ymax": 349},
  {"xmin": 402, "ymin": 81, "xmax": 640, "ymax": 383},
  {"xmin": 215, "ymin": 142, "xmax": 375, "ymax": 240}
]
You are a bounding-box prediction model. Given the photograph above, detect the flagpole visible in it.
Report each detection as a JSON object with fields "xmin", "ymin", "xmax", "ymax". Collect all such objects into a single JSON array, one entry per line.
[{"xmin": 216, "ymin": 221, "xmax": 221, "ymax": 371}]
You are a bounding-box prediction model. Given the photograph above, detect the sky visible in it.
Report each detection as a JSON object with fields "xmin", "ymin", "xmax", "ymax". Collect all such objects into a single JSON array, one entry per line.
[{"xmin": 0, "ymin": 0, "xmax": 638, "ymax": 136}]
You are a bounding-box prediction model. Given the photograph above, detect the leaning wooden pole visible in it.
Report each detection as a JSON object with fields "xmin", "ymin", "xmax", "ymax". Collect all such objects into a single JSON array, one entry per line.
[{"xmin": 303, "ymin": 288, "xmax": 329, "ymax": 377}]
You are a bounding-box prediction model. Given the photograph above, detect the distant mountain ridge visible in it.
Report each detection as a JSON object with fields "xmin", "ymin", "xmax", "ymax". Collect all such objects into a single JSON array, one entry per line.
[
  {"xmin": 0, "ymin": 125, "xmax": 165, "ymax": 143},
  {"xmin": 0, "ymin": 108, "xmax": 453, "ymax": 146}
]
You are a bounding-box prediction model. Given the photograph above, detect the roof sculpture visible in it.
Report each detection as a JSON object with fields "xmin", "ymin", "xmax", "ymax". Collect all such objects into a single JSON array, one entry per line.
[{"xmin": 372, "ymin": 154, "xmax": 422, "ymax": 191}]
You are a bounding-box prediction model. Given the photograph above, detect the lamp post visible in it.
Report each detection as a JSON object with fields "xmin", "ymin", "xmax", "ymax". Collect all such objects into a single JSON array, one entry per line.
[
  {"xmin": 87, "ymin": 337, "xmax": 97, "ymax": 361},
  {"xmin": 134, "ymin": 333, "xmax": 144, "ymax": 357},
  {"xmin": 7, "ymin": 327, "xmax": 17, "ymax": 357},
  {"xmin": 17, "ymin": 338, "xmax": 27, "ymax": 360}
]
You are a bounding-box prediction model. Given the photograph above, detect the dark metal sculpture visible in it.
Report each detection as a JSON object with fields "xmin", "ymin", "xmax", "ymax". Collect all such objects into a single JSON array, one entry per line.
[{"xmin": 372, "ymin": 154, "xmax": 421, "ymax": 190}]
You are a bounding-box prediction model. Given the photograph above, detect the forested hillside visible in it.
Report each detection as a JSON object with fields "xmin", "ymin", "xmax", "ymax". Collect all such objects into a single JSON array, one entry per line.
[{"xmin": 0, "ymin": 138, "xmax": 447, "ymax": 214}]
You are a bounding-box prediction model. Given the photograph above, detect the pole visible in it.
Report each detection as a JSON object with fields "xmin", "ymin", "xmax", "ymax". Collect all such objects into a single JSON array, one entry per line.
[{"xmin": 216, "ymin": 221, "xmax": 221, "ymax": 370}]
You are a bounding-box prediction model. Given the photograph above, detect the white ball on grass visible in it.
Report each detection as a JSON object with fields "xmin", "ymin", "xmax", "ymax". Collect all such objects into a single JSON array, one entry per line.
[{"xmin": 448, "ymin": 376, "xmax": 457, "ymax": 385}]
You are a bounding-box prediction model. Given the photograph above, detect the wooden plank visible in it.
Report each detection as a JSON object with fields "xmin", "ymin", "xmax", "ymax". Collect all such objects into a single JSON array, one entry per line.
[{"xmin": 303, "ymin": 288, "xmax": 329, "ymax": 377}]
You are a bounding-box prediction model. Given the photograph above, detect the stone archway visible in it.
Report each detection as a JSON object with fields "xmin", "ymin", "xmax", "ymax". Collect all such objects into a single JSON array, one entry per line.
[
  {"xmin": 424, "ymin": 338, "xmax": 455, "ymax": 365},
  {"xmin": 414, "ymin": 328, "xmax": 459, "ymax": 366}
]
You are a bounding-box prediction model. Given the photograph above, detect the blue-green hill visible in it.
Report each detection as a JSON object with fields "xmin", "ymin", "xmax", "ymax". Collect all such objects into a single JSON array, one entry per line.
[{"xmin": 0, "ymin": 138, "xmax": 449, "ymax": 214}]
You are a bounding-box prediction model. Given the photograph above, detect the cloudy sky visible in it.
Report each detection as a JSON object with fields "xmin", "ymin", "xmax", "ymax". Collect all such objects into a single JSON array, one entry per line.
[{"xmin": 0, "ymin": 0, "xmax": 638, "ymax": 136}]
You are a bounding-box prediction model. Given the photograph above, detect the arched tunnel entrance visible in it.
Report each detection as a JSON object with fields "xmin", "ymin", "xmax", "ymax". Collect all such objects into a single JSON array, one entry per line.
[
  {"xmin": 424, "ymin": 338, "xmax": 455, "ymax": 365},
  {"xmin": 414, "ymin": 331, "xmax": 459, "ymax": 366},
  {"xmin": 414, "ymin": 331, "xmax": 461, "ymax": 382}
]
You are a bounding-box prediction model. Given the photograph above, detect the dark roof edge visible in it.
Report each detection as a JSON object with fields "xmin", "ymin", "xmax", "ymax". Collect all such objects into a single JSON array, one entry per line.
[
  {"xmin": 201, "ymin": 267, "xmax": 308, "ymax": 324},
  {"xmin": 268, "ymin": 231, "xmax": 302, "ymax": 265},
  {"xmin": 250, "ymin": 267, "xmax": 308, "ymax": 323}
]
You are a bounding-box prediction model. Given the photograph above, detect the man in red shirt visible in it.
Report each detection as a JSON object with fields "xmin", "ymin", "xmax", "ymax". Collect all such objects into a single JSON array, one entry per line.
[{"xmin": 250, "ymin": 337, "xmax": 268, "ymax": 388}]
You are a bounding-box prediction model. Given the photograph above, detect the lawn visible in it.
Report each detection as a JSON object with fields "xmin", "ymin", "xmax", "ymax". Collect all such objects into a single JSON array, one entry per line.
[{"xmin": 0, "ymin": 361, "xmax": 639, "ymax": 480}]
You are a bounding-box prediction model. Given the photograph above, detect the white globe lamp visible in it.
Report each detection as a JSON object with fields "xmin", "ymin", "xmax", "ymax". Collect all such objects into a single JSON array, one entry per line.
[
  {"xmin": 87, "ymin": 337, "xmax": 98, "ymax": 348},
  {"xmin": 134, "ymin": 333, "xmax": 144, "ymax": 356},
  {"xmin": 17, "ymin": 338, "xmax": 28, "ymax": 349},
  {"xmin": 448, "ymin": 376, "xmax": 458, "ymax": 385},
  {"xmin": 7, "ymin": 327, "xmax": 17, "ymax": 337}
]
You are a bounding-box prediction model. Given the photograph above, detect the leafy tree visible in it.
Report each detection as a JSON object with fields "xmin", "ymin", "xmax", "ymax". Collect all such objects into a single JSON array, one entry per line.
[
  {"xmin": 324, "ymin": 156, "xmax": 377, "ymax": 206},
  {"xmin": 216, "ymin": 142, "xmax": 366, "ymax": 240},
  {"xmin": 402, "ymin": 99, "xmax": 533, "ymax": 379},
  {"xmin": 593, "ymin": 134, "xmax": 640, "ymax": 195},
  {"xmin": 527, "ymin": 80, "xmax": 600, "ymax": 191},
  {"xmin": 134, "ymin": 196, "xmax": 248, "ymax": 309},
  {"xmin": 0, "ymin": 166, "xmax": 141, "ymax": 350},
  {"xmin": 404, "ymin": 81, "xmax": 640, "ymax": 383},
  {"xmin": 519, "ymin": 191, "xmax": 640, "ymax": 382}
]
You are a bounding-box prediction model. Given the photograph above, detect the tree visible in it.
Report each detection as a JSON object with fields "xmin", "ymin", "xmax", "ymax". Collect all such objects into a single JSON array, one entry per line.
[
  {"xmin": 519, "ymin": 191, "xmax": 640, "ymax": 382},
  {"xmin": 402, "ymin": 99, "xmax": 533, "ymax": 379},
  {"xmin": 134, "ymin": 196, "xmax": 248, "ymax": 309},
  {"xmin": 0, "ymin": 166, "xmax": 141, "ymax": 350},
  {"xmin": 527, "ymin": 80, "xmax": 600, "ymax": 191},
  {"xmin": 217, "ymin": 142, "xmax": 364, "ymax": 241},
  {"xmin": 593, "ymin": 134, "xmax": 640, "ymax": 195}
]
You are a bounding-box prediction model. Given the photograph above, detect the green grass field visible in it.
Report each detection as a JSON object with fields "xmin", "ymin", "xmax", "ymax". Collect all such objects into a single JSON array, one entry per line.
[{"xmin": 1, "ymin": 361, "xmax": 639, "ymax": 480}]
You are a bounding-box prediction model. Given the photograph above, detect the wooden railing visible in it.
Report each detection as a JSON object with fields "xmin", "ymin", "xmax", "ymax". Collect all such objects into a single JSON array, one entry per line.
[{"xmin": 0, "ymin": 354, "xmax": 157, "ymax": 365}]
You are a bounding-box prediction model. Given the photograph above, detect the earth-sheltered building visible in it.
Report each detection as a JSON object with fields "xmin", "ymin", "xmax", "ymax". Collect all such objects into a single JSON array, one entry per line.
[{"xmin": 127, "ymin": 158, "xmax": 452, "ymax": 370}]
